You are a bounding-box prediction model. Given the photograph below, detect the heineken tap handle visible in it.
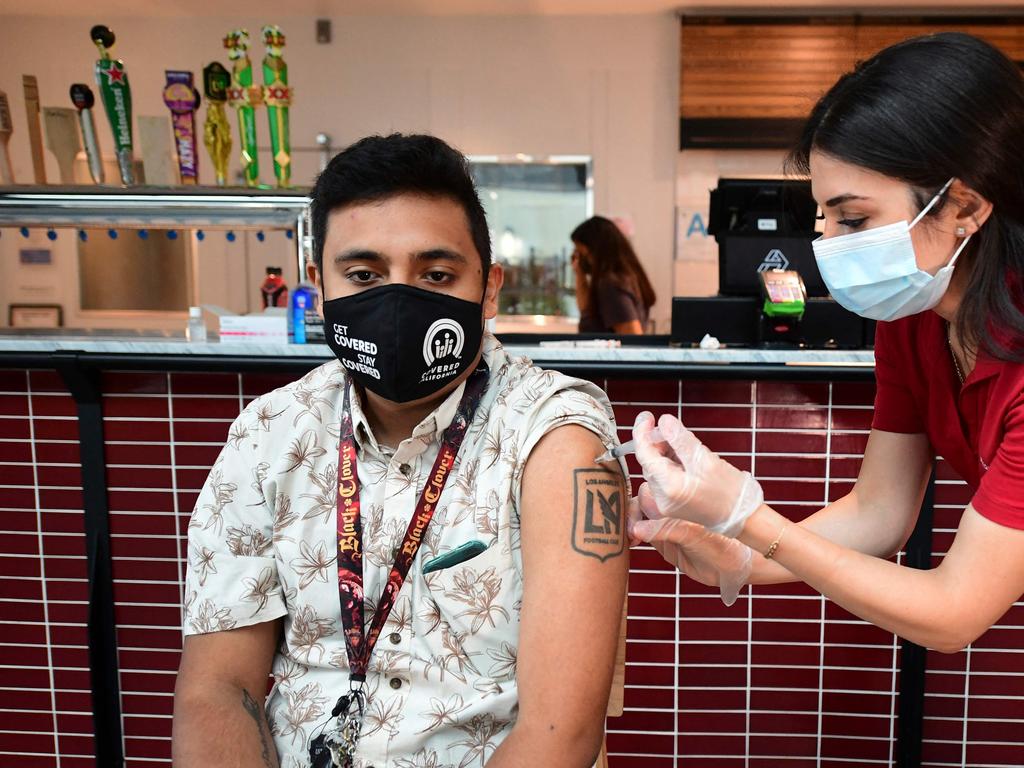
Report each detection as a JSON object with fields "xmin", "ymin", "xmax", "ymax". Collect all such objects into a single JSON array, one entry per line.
[
  {"xmin": 70, "ymin": 84, "xmax": 105, "ymax": 184},
  {"xmin": 91, "ymin": 24, "xmax": 135, "ymax": 185}
]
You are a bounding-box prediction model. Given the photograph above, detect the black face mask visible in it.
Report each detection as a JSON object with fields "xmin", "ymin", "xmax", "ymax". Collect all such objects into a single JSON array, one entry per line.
[{"xmin": 322, "ymin": 284, "xmax": 484, "ymax": 403}]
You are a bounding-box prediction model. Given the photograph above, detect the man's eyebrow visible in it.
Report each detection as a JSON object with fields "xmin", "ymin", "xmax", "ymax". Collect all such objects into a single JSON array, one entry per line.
[
  {"xmin": 824, "ymin": 193, "xmax": 870, "ymax": 208},
  {"xmin": 333, "ymin": 249, "xmax": 385, "ymax": 265},
  {"xmin": 413, "ymin": 249, "xmax": 468, "ymax": 265}
]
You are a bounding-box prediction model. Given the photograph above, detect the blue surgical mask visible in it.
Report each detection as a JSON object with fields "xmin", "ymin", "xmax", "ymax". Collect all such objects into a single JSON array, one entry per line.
[{"xmin": 812, "ymin": 178, "xmax": 973, "ymax": 321}]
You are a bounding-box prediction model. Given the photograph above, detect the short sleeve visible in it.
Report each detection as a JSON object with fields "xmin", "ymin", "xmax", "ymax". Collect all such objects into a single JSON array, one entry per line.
[
  {"xmin": 871, "ymin": 320, "xmax": 926, "ymax": 434},
  {"xmin": 510, "ymin": 374, "xmax": 628, "ymax": 511},
  {"xmin": 973, "ymin": 391, "xmax": 1024, "ymax": 528},
  {"xmin": 182, "ymin": 407, "xmax": 287, "ymax": 636},
  {"xmin": 597, "ymin": 282, "xmax": 642, "ymax": 328}
]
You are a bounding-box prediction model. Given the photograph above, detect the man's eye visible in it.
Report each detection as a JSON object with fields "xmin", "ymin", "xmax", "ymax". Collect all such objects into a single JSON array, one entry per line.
[
  {"xmin": 424, "ymin": 271, "xmax": 454, "ymax": 283},
  {"xmin": 347, "ymin": 270, "xmax": 377, "ymax": 283}
]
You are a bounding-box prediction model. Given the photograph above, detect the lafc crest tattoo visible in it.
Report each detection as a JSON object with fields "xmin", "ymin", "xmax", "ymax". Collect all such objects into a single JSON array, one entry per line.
[{"xmin": 571, "ymin": 468, "xmax": 625, "ymax": 562}]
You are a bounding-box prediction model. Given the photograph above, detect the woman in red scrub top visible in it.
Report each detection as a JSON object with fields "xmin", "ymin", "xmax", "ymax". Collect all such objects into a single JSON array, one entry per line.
[{"xmin": 630, "ymin": 32, "xmax": 1024, "ymax": 652}]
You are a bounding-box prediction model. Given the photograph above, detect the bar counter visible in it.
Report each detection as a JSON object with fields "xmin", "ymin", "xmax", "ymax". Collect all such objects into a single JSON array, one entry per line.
[{"xmin": 1, "ymin": 335, "xmax": 1020, "ymax": 768}]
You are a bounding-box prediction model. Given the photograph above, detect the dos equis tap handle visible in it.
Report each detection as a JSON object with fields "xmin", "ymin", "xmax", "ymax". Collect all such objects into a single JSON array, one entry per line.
[
  {"xmin": 224, "ymin": 29, "xmax": 262, "ymax": 187},
  {"xmin": 261, "ymin": 25, "xmax": 292, "ymax": 188},
  {"xmin": 91, "ymin": 24, "xmax": 135, "ymax": 185}
]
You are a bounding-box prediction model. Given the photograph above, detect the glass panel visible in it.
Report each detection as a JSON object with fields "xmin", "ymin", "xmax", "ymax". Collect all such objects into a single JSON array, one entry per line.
[
  {"xmin": 78, "ymin": 228, "xmax": 191, "ymax": 312},
  {"xmin": 470, "ymin": 158, "xmax": 591, "ymax": 317}
]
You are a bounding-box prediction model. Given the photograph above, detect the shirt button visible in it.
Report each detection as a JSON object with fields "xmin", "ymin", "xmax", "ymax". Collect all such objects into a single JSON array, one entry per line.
[
  {"xmin": 389, "ymin": 677, "xmax": 403, "ymax": 690},
  {"xmin": 399, "ymin": 463, "xmax": 411, "ymax": 476},
  {"xmin": 389, "ymin": 632, "xmax": 402, "ymax": 645}
]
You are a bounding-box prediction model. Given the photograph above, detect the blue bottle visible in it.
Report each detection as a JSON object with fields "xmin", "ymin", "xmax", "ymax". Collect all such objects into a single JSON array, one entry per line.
[{"xmin": 290, "ymin": 281, "xmax": 318, "ymax": 344}]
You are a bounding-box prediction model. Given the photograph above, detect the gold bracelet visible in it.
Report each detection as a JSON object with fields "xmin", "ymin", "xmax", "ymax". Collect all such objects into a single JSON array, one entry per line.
[{"xmin": 763, "ymin": 525, "xmax": 788, "ymax": 560}]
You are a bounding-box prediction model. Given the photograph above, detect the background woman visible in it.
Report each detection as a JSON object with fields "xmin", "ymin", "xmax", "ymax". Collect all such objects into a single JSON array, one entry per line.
[{"xmin": 571, "ymin": 216, "xmax": 656, "ymax": 334}]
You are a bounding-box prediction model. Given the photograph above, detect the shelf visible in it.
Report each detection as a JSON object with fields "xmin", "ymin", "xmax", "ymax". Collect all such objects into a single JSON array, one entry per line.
[{"xmin": 0, "ymin": 185, "xmax": 310, "ymax": 229}]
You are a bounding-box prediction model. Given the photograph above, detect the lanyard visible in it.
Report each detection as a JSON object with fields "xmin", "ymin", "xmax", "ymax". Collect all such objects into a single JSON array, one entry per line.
[{"xmin": 335, "ymin": 363, "xmax": 489, "ymax": 682}]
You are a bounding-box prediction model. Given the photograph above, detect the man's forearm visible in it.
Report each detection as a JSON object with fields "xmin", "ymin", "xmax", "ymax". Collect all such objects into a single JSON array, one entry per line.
[
  {"xmin": 485, "ymin": 720, "xmax": 603, "ymax": 768},
  {"xmin": 173, "ymin": 682, "xmax": 279, "ymax": 768}
]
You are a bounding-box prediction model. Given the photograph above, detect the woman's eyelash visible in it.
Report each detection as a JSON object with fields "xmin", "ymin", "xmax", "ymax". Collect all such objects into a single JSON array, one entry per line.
[{"xmin": 838, "ymin": 218, "xmax": 867, "ymax": 228}]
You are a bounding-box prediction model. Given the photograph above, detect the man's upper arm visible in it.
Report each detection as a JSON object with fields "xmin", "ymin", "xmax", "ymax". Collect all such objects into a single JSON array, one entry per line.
[
  {"xmin": 177, "ymin": 619, "xmax": 281, "ymax": 697},
  {"xmin": 516, "ymin": 423, "xmax": 629, "ymax": 749}
]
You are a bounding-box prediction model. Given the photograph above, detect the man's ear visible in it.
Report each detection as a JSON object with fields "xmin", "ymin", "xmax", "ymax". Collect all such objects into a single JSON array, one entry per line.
[
  {"xmin": 483, "ymin": 263, "xmax": 504, "ymax": 321},
  {"xmin": 951, "ymin": 180, "xmax": 994, "ymax": 236},
  {"xmin": 307, "ymin": 261, "xmax": 326, "ymax": 320}
]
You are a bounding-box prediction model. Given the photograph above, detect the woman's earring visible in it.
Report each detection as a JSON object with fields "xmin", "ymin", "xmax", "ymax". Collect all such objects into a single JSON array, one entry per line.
[{"xmin": 955, "ymin": 226, "xmax": 967, "ymax": 236}]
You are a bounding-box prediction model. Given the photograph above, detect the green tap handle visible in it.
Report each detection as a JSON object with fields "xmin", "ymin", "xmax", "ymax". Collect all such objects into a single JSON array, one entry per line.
[
  {"xmin": 91, "ymin": 24, "xmax": 134, "ymax": 185},
  {"xmin": 224, "ymin": 29, "xmax": 261, "ymax": 187},
  {"xmin": 261, "ymin": 25, "xmax": 292, "ymax": 188}
]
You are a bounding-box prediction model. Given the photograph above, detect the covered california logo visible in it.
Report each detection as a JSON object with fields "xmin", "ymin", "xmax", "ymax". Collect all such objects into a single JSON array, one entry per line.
[{"xmin": 421, "ymin": 318, "xmax": 465, "ymax": 383}]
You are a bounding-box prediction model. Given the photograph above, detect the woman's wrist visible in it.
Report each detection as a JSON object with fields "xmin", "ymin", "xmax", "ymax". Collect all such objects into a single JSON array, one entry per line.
[{"xmin": 739, "ymin": 503, "xmax": 789, "ymax": 555}]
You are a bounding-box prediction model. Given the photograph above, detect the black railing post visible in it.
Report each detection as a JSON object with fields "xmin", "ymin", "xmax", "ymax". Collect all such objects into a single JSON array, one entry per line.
[
  {"xmin": 896, "ymin": 467, "xmax": 937, "ymax": 768},
  {"xmin": 53, "ymin": 353, "xmax": 124, "ymax": 767}
]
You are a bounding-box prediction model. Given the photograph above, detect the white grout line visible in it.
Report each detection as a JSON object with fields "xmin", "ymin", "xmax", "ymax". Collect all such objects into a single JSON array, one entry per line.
[
  {"xmin": 960, "ymin": 643, "xmax": 972, "ymax": 768},
  {"xmin": 25, "ymin": 370, "xmax": 61, "ymax": 768},
  {"xmin": 746, "ymin": 380, "xmax": 756, "ymax": 768},
  {"xmin": 671, "ymin": 379, "xmax": 681, "ymax": 768},
  {"xmin": 817, "ymin": 382, "xmax": 833, "ymax": 768}
]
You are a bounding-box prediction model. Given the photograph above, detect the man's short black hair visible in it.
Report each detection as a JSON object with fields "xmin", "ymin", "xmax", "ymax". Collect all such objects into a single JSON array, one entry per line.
[{"xmin": 310, "ymin": 133, "xmax": 492, "ymax": 277}]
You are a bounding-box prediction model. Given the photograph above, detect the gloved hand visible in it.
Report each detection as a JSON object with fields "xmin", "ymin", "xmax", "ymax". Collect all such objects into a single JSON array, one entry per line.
[
  {"xmin": 632, "ymin": 411, "xmax": 764, "ymax": 538},
  {"xmin": 629, "ymin": 484, "xmax": 752, "ymax": 606}
]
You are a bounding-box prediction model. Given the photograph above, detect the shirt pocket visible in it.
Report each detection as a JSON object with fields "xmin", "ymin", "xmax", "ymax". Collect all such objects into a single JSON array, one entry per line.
[{"xmin": 416, "ymin": 539, "xmax": 521, "ymax": 682}]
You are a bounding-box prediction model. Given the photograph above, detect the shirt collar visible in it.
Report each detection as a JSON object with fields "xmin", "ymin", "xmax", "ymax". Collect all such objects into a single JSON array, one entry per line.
[
  {"xmin": 342, "ymin": 333, "xmax": 506, "ymax": 455},
  {"xmin": 347, "ymin": 378, "xmax": 468, "ymax": 456}
]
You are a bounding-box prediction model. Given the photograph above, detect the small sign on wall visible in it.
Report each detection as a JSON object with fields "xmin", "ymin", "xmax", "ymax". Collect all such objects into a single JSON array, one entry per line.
[
  {"xmin": 9, "ymin": 303, "xmax": 63, "ymax": 328},
  {"xmin": 19, "ymin": 249, "xmax": 52, "ymax": 266}
]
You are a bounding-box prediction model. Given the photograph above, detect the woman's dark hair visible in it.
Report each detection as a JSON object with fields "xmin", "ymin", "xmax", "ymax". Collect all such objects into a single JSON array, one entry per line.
[
  {"xmin": 571, "ymin": 216, "xmax": 656, "ymax": 314},
  {"xmin": 787, "ymin": 32, "xmax": 1024, "ymax": 361},
  {"xmin": 310, "ymin": 133, "xmax": 491, "ymax": 276}
]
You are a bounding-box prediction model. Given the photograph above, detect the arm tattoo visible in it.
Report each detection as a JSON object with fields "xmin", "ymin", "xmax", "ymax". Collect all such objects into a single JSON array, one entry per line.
[
  {"xmin": 570, "ymin": 467, "xmax": 625, "ymax": 561},
  {"xmin": 242, "ymin": 688, "xmax": 277, "ymax": 768}
]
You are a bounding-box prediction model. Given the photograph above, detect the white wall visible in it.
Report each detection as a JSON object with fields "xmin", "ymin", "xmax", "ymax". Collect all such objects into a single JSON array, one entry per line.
[
  {"xmin": 674, "ymin": 149, "xmax": 789, "ymax": 296},
  {"xmin": 0, "ymin": 13, "xmax": 680, "ymax": 331}
]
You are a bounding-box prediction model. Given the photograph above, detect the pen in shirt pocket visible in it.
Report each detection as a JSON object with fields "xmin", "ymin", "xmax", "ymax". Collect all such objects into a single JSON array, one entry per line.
[{"xmin": 422, "ymin": 539, "xmax": 488, "ymax": 574}]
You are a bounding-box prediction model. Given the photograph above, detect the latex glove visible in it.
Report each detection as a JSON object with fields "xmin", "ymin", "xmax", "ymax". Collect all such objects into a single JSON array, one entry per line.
[
  {"xmin": 632, "ymin": 411, "xmax": 764, "ymax": 538},
  {"xmin": 629, "ymin": 483, "xmax": 752, "ymax": 606}
]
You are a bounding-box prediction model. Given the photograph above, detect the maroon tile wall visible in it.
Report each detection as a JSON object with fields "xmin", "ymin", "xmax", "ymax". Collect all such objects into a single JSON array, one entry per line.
[
  {"xmin": 1, "ymin": 367, "xmax": 1021, "ymax": 767},
  {"xmin": 0, "ymin": 369, "xmax": 93, "ymax": 768}
]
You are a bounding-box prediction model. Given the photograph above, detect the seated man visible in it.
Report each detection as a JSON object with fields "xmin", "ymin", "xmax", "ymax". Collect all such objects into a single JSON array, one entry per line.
[{"xmin": 172, "ymin": 133, "xmax": 629, "ymax": 768}]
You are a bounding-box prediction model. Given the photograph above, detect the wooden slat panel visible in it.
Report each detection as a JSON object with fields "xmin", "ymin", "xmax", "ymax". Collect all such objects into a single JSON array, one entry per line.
[
  {"xmin": 681, "ymin": 20, "xmax": 1024, "ymax": 120},
  {"xmin": 681, "ymin": 23, "xmax": 853, "ymax": 118},
  {"xmin": 856, "ymin": 24, "xmax": 1024, "ymax": 60}
]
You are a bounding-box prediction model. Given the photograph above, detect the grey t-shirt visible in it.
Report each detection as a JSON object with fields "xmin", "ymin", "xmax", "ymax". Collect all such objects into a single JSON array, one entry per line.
[{"xmin": 579, "ymin": 279, "xmax": 648, "ymax": 333}]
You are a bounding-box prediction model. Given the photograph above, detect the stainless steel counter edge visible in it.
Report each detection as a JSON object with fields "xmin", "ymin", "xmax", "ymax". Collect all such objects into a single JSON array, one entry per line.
[{"xmin": 0, "ymin": 336, "xmax": 875, "ymax": 366}]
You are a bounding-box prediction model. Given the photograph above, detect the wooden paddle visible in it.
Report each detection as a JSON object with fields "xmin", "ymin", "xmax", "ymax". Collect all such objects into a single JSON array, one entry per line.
[
  {"xmin": 23, "ymin": 75, "xmax": 46, "ymax": 183},
  {"xmin": 0, "ymin": 90, "xmax": 13, "ymax": 184},
  {"xmin": 43, "ymin": 107, "xmax": 81, "ymax": 184}
]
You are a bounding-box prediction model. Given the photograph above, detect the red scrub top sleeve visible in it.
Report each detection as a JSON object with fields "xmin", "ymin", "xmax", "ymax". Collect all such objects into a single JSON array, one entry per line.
[
  {"xmin": 973, "ymin": 391, "xmax": 1024, "ymax": 528},
  {"xmin": 871, "ymin": 320, "xmax": 926, "ymax": 434}
]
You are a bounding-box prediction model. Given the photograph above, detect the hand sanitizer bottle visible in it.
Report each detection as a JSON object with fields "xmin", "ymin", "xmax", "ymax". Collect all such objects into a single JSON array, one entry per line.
[{"xmin": 186, "ymin": 306, "xmax": 207, "ymax": 343}]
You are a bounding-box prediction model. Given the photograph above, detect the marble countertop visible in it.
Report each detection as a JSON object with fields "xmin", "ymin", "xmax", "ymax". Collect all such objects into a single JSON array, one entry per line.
[{"xmin": 0, "ymin": 333, "xmax": 875, "ymax": 367}]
